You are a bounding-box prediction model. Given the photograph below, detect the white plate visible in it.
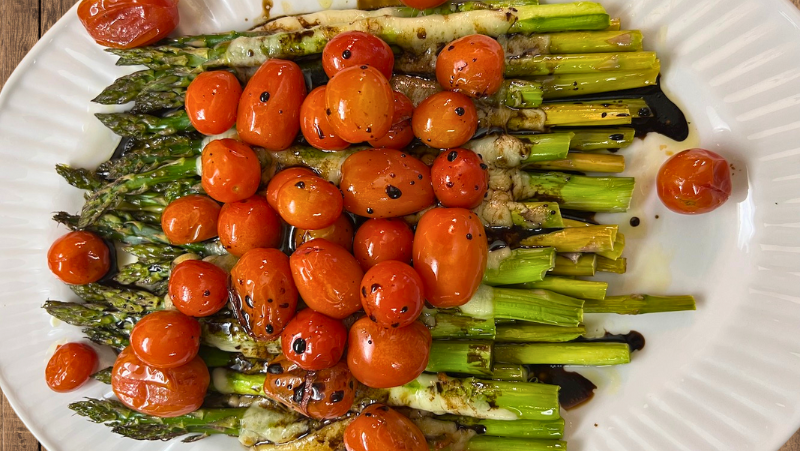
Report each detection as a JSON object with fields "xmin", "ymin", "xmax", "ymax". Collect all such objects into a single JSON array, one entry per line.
[{"xmin": 1, "ymin": 1, "xmax": 800, "ymax": 450}]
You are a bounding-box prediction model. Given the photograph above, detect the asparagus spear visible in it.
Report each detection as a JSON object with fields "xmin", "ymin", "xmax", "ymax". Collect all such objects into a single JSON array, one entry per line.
[
  {"xmin": 495, "ymin": 342, "xmax": 631, "ymax": 365},
  {"xmin": 520, "ymin": 225, "xmax": 619, "ymax": 254},
  {"xmin": 549, "ymin": 253, "xmax": 596, "ymax": 276},
  {"xmin": 584, "ymin": 294, "xmax": 696, "ymax": 314},
  {"xmin": 113, "ymin": 260, "xmax": 171, "ymax": 295},
  {"xmin": 597, "ymin": 255, "xmax": 627, "ymax": 274},
  {"xmin": 55, "ymin": 164, "xmax": 105, "ymax": 190},
  {"xmin": 97, "ymin": 138, "xmax": 203, "ymax": 180},
  {"xmin": 437, "ymin": 415, "xmax": 564, "ymax": 439},
  {"xmin": 523, "ymin": 152, "xmax": 626, "ymax": 173},
  {"xmin": 518, "ymin": 276, "xmax": 608, "ymax": 301},
  {"xmin": 534, "ymin": 64, "xmax": 660, "ymax": 99},
  {"xmin": 489, "ymin": 363, "xmax": 530, "ymax": 382},
  {"xmin": 70, "ymin": 283, "xmax": 162, "ymax": 313},
  {"xmin": 131, "ymin": 89, "xmax": 187, "ymax": 114},
  {"xmin": 92, "ymin": 67, "xmax": 203, "ymax": 105},
  {"xmin": 515, "ymin": 171, "xmax": 635, "ymax": 213},
  {"xmin": 427, "ymin": 341, "xmax": 493, "ymax": 376},
  {"xmin": 569, "ymin": 127, "xmax": 636, "ymax": 151},
  {"xmin": 122, "ymin": 243, "xmax": 186, "ymax": 264},
  {"xmin": 95, "ymin": 110, "xmax": 195, "ymax": 138},
  {"xmin": 484, "ymin": 247, "xmax": 555, "ymax": 285},
  {"xmin": 496, "ymin": 324, "xmax": 587, "ymax": 343},
  {"xmin": 43, "ymin": 301, "xmax": 138, "ymax": 329}
]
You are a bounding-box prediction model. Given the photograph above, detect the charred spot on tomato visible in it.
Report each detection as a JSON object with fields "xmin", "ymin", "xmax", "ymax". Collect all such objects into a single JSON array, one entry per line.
[
  {"xmin": 267, "ymin": 363, "xmax": 284, "ymax": 374},
  {"xmin": 295, "ymin": 181, "xmax": 305, "ymax": 189},
  {"xmin": 292, "ymin": 383, "xmax": 306, "ymax": 403},
  {"xmin": 203, "ymin": 290, "xmax": 211, "ymax": 297},
  {"xmin": 266, "ymin": 324, "xmax": 274, "ymax": 334},
  {"xmin": 371, "ymin": 283, "xmax": 381, "ymax": 292},
  {"xmin": 360, "ymin": 65, "xmax": 368, "ymax": 70},
  {"xmin": 260, "ymin": 92, "xmax": 271, "ymax": 102},
  {"xmin": 362, "ymin": 286, "xmax": 367, "ymax": 297},
  {"xmin": 366, "ymin": 207, "xmax": 374, "ymax": 214},
  {"xmin": 455, "ymin": 107, "xmax": 465, "ymax": 116},
  {"xmin": 466, "ymin": 233, "xmax": 473, "ymax": 240},
  {"xmin": 386, "ymin": 185, "xmax": 402, "ymax": 199},
  {"xmin": 245, "ymin": 295, "xmax": 254, "ymax": 308},
  {"xmin": 447, "ymin": 151, "xmax": 458, "ymax": 162},
  {"xmin": 401, "ymin": 306, "xmax": 408, "ymax": 313},
  {"xmin": 446, "ymin": 181, "xmax": 454, "ymax": 188},
  {"xmin": 293, "ymin": 337, "xmax": 307, "ymax": 354},
  {"xmin": 330, "ymin": 390, "xmax": 345, "ymax": 403},
  {"xmin": 310, "ymin": 383, "xmax": 326, "ymax": 401},
  {"xmin": 342, "ymin": 49, "xmax": 352, "ymax": 59}
]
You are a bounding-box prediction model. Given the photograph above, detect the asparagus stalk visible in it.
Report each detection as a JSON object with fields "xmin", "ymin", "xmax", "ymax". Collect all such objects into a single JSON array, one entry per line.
[
  {"xmin": 426, "ymin": 341, "xmax": 493, "ymax": 376},
  {"xmin": 506, "ymin": 51, "xmax": 657, "ymax": 77},
  {"xmin": 519, "ymin": 171, "xmax": 635, "ymax": 213},
  {"xmin": 495, "ymin": 342, "xmax": 631, "ymax": 365},
  {"xmin": 534, "ymin": 64, "xmax": 660, "ymax": 99},
  {"xmin": 597, "ymin": 255, "xmax": 626, "ymax": 274},
  {"xmin": 97, "ymin": 138, "xmax": 203, "ymax": 180},
  {"xmin": 131, "ymin": 89, "xmax": 187, "ymax": 113},
  {"xmin": 446, "ymin": 285, "xmax": 584, "ymax": 327},
  {"xmin": 440, "ymin": 415, "xmax": 564, "ymax": 439},
  {"xmin": 569, "ymin": 127, "xmax": 636, "ymax": 151},
  {"xmin": 92, "ymin": 67, "xmax": 203, "ymax": 105},
  {"xmin": 475, "ymin": 196, "xmax": 566, "ymax": 229},
  {"xmin": 466, "ymin": 437, "xmax": 567, "ymax": 451},
  {"xmin": 70, "ymin": 283, "xmax": 162, "ymax": 313},
  {"xmin": 484, "ymin": 247, "xmax": 555, "ymax": 285},
  {"xmin": 496, "ymin": 324, "xmax": 586, "ymax": 343},
  {"xmin": 523, "ymin": 152, "xmax": 626, "ymax": 173},
  {"xmin": 423, "ymin": 311, "xmax": 497, "ymax": 340},
  {"xmin": 95, "ymin": 110, "xmax": 195, "ymax": 138},
  {"xmin": 56, "ymin": 164, "xmax": 105, "ymax": 190},
  {"xmin": 520, "ymin": 225, "xmax": 619, "ymax": 254},
  {"xmin": 84, "ymin": 327, "xmax": 130, "ymax": 351},
  {"xmin": 43, "ymin": 301, "xmax": 138, "ymax": 329},
  {"xmin": 549, "ymin": 253, "xmax": 596, "ymax": 276},
  {"xmin": 490, "ymin": 363, "xmax": 530, "ymax": 382},
  {"xmin": 463, "ymin": 133, "xmax": 572, "ymax": 169},
  {"xmin": 113, "ymin": 260, "xmax": 171, "ymax": 295},
  {"xmin": 122, "ymin": 243, "xmax": 187, "ymax": 264},
  {"xmin": 517, "ymin": 276, "xmax": 607, "ymax": 301},
  {"xmin": 584, "ymin": 294, "xmax": 696, "ymax": 314},
  {"xmin": 508, "ymin": 30, "xmax": 643, "ymax": 54}
]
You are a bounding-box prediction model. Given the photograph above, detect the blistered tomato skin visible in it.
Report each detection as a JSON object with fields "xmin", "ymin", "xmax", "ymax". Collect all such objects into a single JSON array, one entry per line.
[
  {"xmin": 347, "ymin": 318, "xmax": 431, "ymax": 388},
  {"xmin": 281, "ymin": 309, "xmax": 348, "ymax": 371},
  {"xmin": 353, "ymin": 218, "xmax": 414, "ymax": 271},
  {"xmin": 77, "ymin": 0, "xmax": 179, "ymax": 49},
  {"xmin": 130, "ymin": 311, "xmax": 201, "ymax": 369},
  {"xmin": 277, "ymin": 175, "xmax": 344, "ymax": 230},
  {"xmin": 657, "ymin": 148, "xmax": 732, "ymax": 215},
  {"xmin": 218, "ymin": 196, "xmax": 282, "ymax": 256},
  {"xmin": 168, "ymin": 260, "xmax": 229, "ymax": 317},
  {"xmin": 185, "ymin": 71, "xmax": 242, "ymax": 135},
  {"xmin": 431, "ymin": 148, "xmax": 489, "ymax": 209},
  {"xmin": 45, "ymin": 343, "xmax": 98, "ymax": 393},
  {"xmin": 201, "ymin": 139, "xmax": 262, "ymax": 203},
  {"xmin": 322, "ymin": 31, "xmax": 395, "ymax": 80},
  {"xmin": 112, "ymin": 347, "xmax": 209, "ymax": 418},
  {"xmin": 360, "ymin": 261, "xmax": 424, "ymax": 328},
  {"xmin": 368, "ymin": 91, "xmax": 415, "ymax": 149},
  {"xmin": 300, "ymin": 86, "xmax": 351, "ymax": 151},
  {"xmin": 326, "ymin": 65, "xmax": 394, "ymax": 143},
  {"xmin": 412, "ymin": 91, "xmax": 478, "ymax": 149},
  {"xmin": 161, "ymin": 195, "xmax": 221, "ymax": 245},
  {"xmin": 340, "ymin": 148, "xmax": 435, "ymax": 219},
  {"xmin": 231, "ymin": 249, "xmax": 299, "ymax": 340},
  {"xmin": 47, "ymin": 231, "xmax": 110, "ymax": 285},
  {"xmin": 436, "ymin": 35, "xmax": 505, "ymax": 98},
  {"xmin": 413, "ymin": 208, "xmax": 488, "ymax": 307},
  {"xmin": 295, "ymin": 213, "xmax": 355, "ymax": 252},
  {"xmin": 238, "ymin": 59, "xmax": 307, "ymax": 151},
  {"xmin": 344, "ymin": 404, "xmax": 428, "ymax": 451},
  {"xmin": 266, "ymin": 167, "xmax": 317, "ymax": 210},
  {"xmin": 290, "ymin": 239, "xmax": 364, "ymax": 319}
]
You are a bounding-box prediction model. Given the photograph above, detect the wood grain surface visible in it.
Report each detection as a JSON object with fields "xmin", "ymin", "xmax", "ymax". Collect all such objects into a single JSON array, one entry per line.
[{"xmin": 1, "ymin": 1, "xmax": 800, "ymax": 450}]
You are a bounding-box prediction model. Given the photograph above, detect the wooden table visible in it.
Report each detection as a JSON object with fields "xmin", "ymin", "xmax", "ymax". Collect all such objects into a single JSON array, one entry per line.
[{"xmin": 2, "ymin": 0, "xmax": 800, "ymax": 450}]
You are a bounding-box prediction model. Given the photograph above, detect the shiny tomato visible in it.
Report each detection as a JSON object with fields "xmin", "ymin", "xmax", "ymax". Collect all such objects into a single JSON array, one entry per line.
[
  {"xmin": 347, "ymin": 318, "xmax": 431, "ymax": 388},
  {"xmin": 412, "ymin": 208, "xmax": 487, "ymax": 307},
  {"xmin": 130, "ymin": 311, "xmax": 201, "ymax": 369},
  {"xmin": 398, "ymin": 0, "xmax": 448, "ymax": 8},
  {"xmin": 368, "ymin": 91, "xmax": 415, "ymax": 149},
  {"xmin": 431, "ymin": 148, "xmax": 489, "ymax": 209},
  {"xmin": 185, "ymin": 71, "xmax": 242, "ymax": 136},
  {"xmin": 45, "ymin": 343, "xmax": 98, "ymax": 393},
  {"xmin": 277, "ymin": 175, "xmax": 344, "ymax": 230},
  {"xmin": 322, "ymin": 31, "xmax": 394, "ymax": 80},
  {"xmin": 230, "ymin": 248, "xmax": 298, "ymax": 340},
  {"xmin": 360, "ymin": 261, "xmax": 424, "ymax": 328},
  {"xmin": 218, "ymin": 196, "xmax": 282, "ymax": 256},
  {"xmin": 657, "ymin": 148, "xmax": 732, "ymax": 214},
  {"xmin": 300, "ymin": 86, "xmax": 350, "ymax": 151},
  {"xmin": 353, "ymin": 218, "xmax": 414, "ymax": 271},
  {"xmin": 290, "ymin": 239, "xmax": 364, "ymax": 319},
  {"xmin": 412, "ymin": 91, "xmax": 477, "ymax": 149},
  {"xmin": 47, "ymin": 231, "xmax": 110, "ymax": 285},
  {"xmin": 344, "ymin": 404, "xmax": 428, "ymax": 451},
  {"xmin": 326, "ymin": 65, "xmax": 394, "ymax": 143},
  {"xmin": 281, "ymin": 308, "xmax": 347, "ymax": 371},
  {"xmin": 295, "ymin": 213, "xmax": 354, "ymax": 252},
  {"xmin": 340, "ymin": 148, "xmax": 435, "ymax": 218},
  {"xmin": 161, "ymin": 195, "xmax": 221, "ymax": 245},
  {"xmin": 238, "ymin": 59, "xmax": 307, "ymax": 151},
  {"xmin": 77, "ymin": 0, "xmax": 179, "ymax": 49},
  {"xmin": 266, "ymin": 167, "xmax": 317, "ymax": 210},
  {"xmin": 201, "ymin": 138, "xmax": 261, "ymax": 203},
  {"xmin": 436, "ymin": 35, "xmax": 505, "ymax": 97},
  {"xmin": 168, "ymin": 260, "xmax": 229, "ymax": 317},
  {"xmin": 112, "ymin": 347, "xmax": 209, "ymax": 418}
]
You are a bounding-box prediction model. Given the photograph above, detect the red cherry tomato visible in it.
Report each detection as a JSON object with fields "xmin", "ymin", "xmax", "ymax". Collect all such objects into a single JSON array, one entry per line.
[
  {"xmin": 45, "ymin": 343, "xmax": 98, "ymax": 393},
  {"xmin": 201, "ymin": 138, "xmax": 261, "ymax": 203},
  {"xmin": 431, "ymin": 148, "xmax": 489, "ymax": 208},
  {"xmin": 290, "ymin": 239, "xmax": 364, "ymax": 319},
  {"xmin": 300, "ymin": 86, "xmax": 351, "ymax": 151},
  {"xmin": 277, "ymin": 175, "xmax": 344, "ymax": 230},
  {"xmin": 326, "ymin": 65, "xmax": 394, "ymax": 143},
  {"xmin": 412, "ymin": 91, "xmax": 477, "ymax": 149},
  {"xmin": 413, "ymin": 208, "xmax": 487, "ymax": 307},
  {"xmin": 322, "ymin": 31, "xmax": 394, "ymax": 80},
  {"xmin": 344, "ymin": 404, "xmax": 428, "ymax": 451},
  {"xmin": 281, "ymin": 308, "xmax": 347, "ymax": 371},
  {"xmin": 368, "ymin": 91, "xmax": 415, "ymax": 149},
  {"xmin": 341, "ymin": 148, "xmax": 435, "ymax": 218},
  {"xmin": 398, "ymin": 0, "xmax": 448, "ymax": 8},
  {"xmin": 168, "ymin": 260, "xmax": 229, "ymax": 317},
  {"xmin": 47, "ymin": 231, "xmax": 110, "ymax": 285},
  {"xmin": 112, "ymin": 347, "xmax": 209, "ymax": 418},
  {"xmin": 185, "ymin": 71, "xmax": 242, "ymax": 136},
  {"xmin": 266, "ymin": 167, "xmax": 317, "ymax": 210},
  {"xmin": 77, "ymin": 0, "xmax": 179, "ymax": 49},
  {"xmin": 238, "ymin": 59, "xmax": 307, "ymax": 151},
  {"xmin": 130, "ymin": 311, "xmax": 201, "ymax": 369},
  {"xmin": 360, "ymin": 261, "xmax": 424, "ymax": 328},
  {"xmin": 218, "ymin": 195, "xmax": 282, "ymax": 257},
  {"xmin": 230, "ymin": 248, "xmax": 298, "ymax": 340},
  {"xmin": 436, "ymin": 35, "xmax": 505, "ymax": 98},
  {"xmin": 295, "ymin": 213, "xmax": 355, "ymax": 252},
  {"xmin": 161, "ymin": 195, "xmax": 221, "ymax": 245},
  {"xmin": 347, "ymin": 318, "xmax": 431, "ymax": 388},
  {"xmin": 657, "ymin": 148, "xmax": 732, "ymax": 214},
  {"xmin": 353, "ymin": 218, "xmax": 414, "ymax": 271}
]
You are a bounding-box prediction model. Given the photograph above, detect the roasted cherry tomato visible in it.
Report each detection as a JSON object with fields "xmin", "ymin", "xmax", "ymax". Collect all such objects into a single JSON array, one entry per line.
[
  {"xmin": 185, "ymin": 71, "xmax": 242, "ymax": 136},
  {"xmin": 161, "ymin": 195, "xmax": 221, "ymax": 245},
  {"xmin": 238, "ymin": 59, "xmax": 307, "ymax": 151},
  {"xmin": 341, "ymin": 148, "xmax": 435, "ymax": 218},
  {"xmin": 360, "ymin": 261, "xmax": 424, "ymax": 328},
  {"xmin": 112, "ymin": 346, "xmax": 209, "ymax": 418},
  {"xmin": 77, "ymin": 0, "xmax": 179, "ymax": 49},
  {"xmin": 281, "ymin": 308, "xmax": 348, "ymax": 371},
  {"xmin": 130, "ymin": 311, "xmax": 201, "ymax": 369},
  {"xmin": 344, "ymin": 404, "xmax": 428, "ymax": 451},
  {"xmin": 322, "ymin": 31, "xmax": 394, "ymax": 80},
  {"xmin": 45, "ymin": 343, "xmax": 98, "ymax": 393},
  {"xmin": 300, "ymin": 86, "xmax": 351, "ymax": 150},
  {"xmin": 353, "ymin": 218, "xmax": 414, "ymax": 271},
  {"xmin": 657, "ymin": 148, "xmax": 732, "ymax": 214},
  {"xmin": 231, "ymin": 248, "xmax": 298, "ymax": 340},
  {"xmin": 277, "ymin": 175, "xmax": 344, "ymax": 230},
  {"xmin": 412, "ymin": 91, "xmax": 477, "ymax": 149},
  {"xmin": 326, "ymin": 65, "xmax": 394, "ymax": 143},
  {"xmin": 368, "ymin": 91, "xmax": 415, "ymax": 149},
  {"xmin": 398, "ymin": 0, "xmax": 448, "ymax": 8},
  {"xmin": 347, "ymin": 317, "xmax": 431, "ymax": 388},
  {"xmin": 290, "ymin": 239, "xmax": 364, "ymax": 319},
  {"xmin": 47, "ymin": 231, "xmax": 110, "ymax": 285},
  {"xmin": 413, "ymin": 208, "xmax": 487, "ymax": 307},
  {"xmin": 431, "ymin": 148, "xmax": 489, "ymax": 208},
  {"xmin": 295, "ymin": 213, "xmax": 355, "ymax": 252},
  {"xmin": 218, "ymin": 195, "xmax": 282, "ymax": 256},
  {"xmin": 263, "ymin": 355, "xmax": 356, "ymax": 420},
  {"xmin": 168, "ymin": 260, "xmax": 229, "ymax": 317},
  {"xmin": 201, "ymin": 138, "xmax": 261, "ymax": 203},
  {"xmin": 436, "ymin": 35, "xmax": 505, "ymax": 97},
  {"xmin": 266, "ymin": 167, "xmax": 317, "ymax": 210}
]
